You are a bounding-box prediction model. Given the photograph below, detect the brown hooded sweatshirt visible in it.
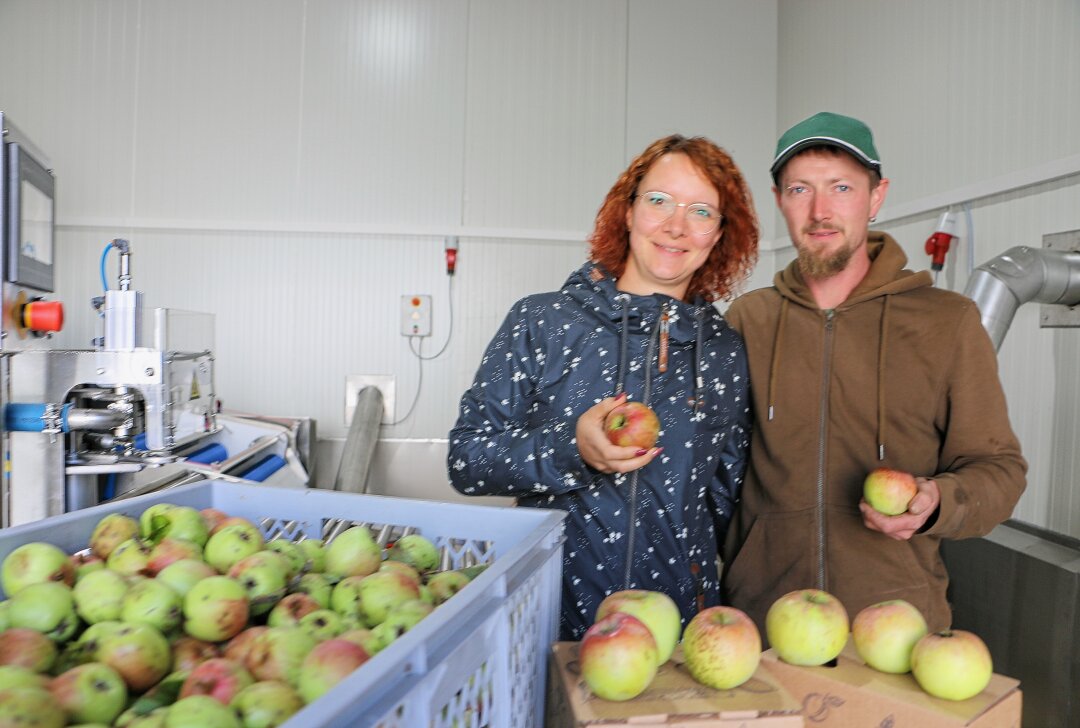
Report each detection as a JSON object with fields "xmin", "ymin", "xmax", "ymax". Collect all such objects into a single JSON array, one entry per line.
[{"xmin": 721, "ymin": 232, "xmax": 1026, "ymax": 634}]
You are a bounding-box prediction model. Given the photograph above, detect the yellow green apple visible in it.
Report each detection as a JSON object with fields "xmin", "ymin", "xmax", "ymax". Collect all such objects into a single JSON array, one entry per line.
[
  {"xmin": 863, "ymin": 468, "xmax": 918, "ymax": 515},
  {"xmin": 851, "ymin": 599, "xmax": 927, "ymax": 674},
  {"xmin": 910, "ymin": 629, "xmax": 993, "ymax": 700},
  {"xmin": 595, "ymin": 589, "xmax": 681, "ymax": 665},
  {"xmin": 765, "ymin": 588, "xmax": 849, "ymax": 666}
]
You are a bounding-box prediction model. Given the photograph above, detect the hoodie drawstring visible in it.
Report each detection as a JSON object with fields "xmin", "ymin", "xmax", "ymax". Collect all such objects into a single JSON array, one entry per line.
[
  {"xmin": 615, "ymin": 294, "xmax": 631, "ymax": 396},
  {"xmin": 877, "ymin": 296, "xmax": 891, "ymax": 461},
  {"xmin": 767, "ymin": 298, "xmax": 789, "ymax": 421},
  {"xmin": 692, "ymin": 306, "xmax": 705, "ymax": 415}
]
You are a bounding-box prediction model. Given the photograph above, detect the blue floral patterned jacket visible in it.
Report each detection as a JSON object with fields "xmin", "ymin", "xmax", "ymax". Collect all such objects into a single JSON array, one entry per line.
[{"xmin": 448, "ymin": 261, "xmax": 751, "ymax": 639}]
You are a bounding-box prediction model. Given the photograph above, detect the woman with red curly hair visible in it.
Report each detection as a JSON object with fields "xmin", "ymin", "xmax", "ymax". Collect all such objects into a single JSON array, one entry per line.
[{"xmin": 449, "ymin": 135, "xmax": 760, "ymax": 640}]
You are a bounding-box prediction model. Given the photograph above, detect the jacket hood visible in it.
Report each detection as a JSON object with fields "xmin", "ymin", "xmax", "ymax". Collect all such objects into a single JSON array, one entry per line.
[
  {"xmin": 774, "ymin": 231, "xmax": 932, "ymax": 309},
  {"xmin": 561, "ymin": 261, "xmax": 708, "ymax": 344},
  {"xmin": 562, "ymin": 261, "xmax": 719, "ymax": 418}
]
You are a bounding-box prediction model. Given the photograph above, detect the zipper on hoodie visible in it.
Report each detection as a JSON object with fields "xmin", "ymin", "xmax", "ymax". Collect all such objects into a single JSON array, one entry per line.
[
  {"xmin": 816, "ymin": 309, "xmax": 835, "ymax": 591},
  {"xmin": 622, "ymin": 306, "xmax": 666, "ymax": 589}
]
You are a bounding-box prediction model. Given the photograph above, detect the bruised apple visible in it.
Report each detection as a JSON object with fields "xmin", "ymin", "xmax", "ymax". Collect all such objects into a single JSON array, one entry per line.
[
  {"xmin": 231, "ymin": 680, "xmax": 304, "ymax": 727},
  {"xmin": 183, "ymin": 576, "xmax": 249, "ymax": 642},
  {"xmin": 180, "ymin": 657, "xmax": 254, "ymax": 705},
  {"xmin": 0, "ymin": 628, "xmax": 57, "ymax": 672},
  {"xmin": 1, "ymin": 542, "xmax": 74, "ymax": 596},
  {"xmin": 603, "ymin": 401, "xmax": 660, "ymax": 449},
  {"xmin": 682, "ymin": 606, "xmax": 761, "ymax": 689},
  {"xmin": 49, "ymin": 662, "xmax": 128, "ymax": 725},
  {"xmin": 863, "ymin": 468, "xmax": 918, "ymax": 515},
  {"xmin": 297, "ymin": 638, "xmax": 370, "ymax": 703}
]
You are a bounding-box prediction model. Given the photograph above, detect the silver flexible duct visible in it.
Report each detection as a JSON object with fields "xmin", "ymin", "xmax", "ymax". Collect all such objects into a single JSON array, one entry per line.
[
  {"xmin": 333, "ymin": 386, "xmax": 384, "ymax": 494},
  {"xmin": 963, "ymin": 246, "xmax": 1080, "ymax": 350}
]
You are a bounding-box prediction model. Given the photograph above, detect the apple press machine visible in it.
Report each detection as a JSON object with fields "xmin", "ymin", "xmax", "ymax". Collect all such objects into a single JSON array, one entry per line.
[{"xmin": 0, "ymin": 112, "xmax": 314, "ymax": 528}]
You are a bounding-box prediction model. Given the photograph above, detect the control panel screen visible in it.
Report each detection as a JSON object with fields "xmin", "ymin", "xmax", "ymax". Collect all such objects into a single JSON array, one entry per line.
[
  {"xmin": 5, "ymin": 142, "xmax": 55, "ymax": 291},
  {"xmin": 19, "ymin": 178, "xmax": 53, "ymax": 265}
]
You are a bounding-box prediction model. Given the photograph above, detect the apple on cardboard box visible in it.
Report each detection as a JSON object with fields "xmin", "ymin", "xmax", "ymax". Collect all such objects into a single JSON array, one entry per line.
[
  {"xmin": 578, "ymin": 612, "xmax": 658, "ymax": 702},
  {"xmin": 760, "ymin": 638, "xmax": 1021, "ymax": 727},
  {"xmin": 682, "ymin": 605, "xmax": 762, "ymax": 690},
  {"xmin": 547, "ymin": 641, "xmax": 803, "ymax": 727},
  {"xmin": 594, "ymin": 589, "xmax": 681, "ymax": 665},
  {"xmin": 851, "ymin": 598, "xmax": 928, "ymax": 674},
  {"xmin": 765, "ymin": 588, "xmax": 849, "ymax": 667}
]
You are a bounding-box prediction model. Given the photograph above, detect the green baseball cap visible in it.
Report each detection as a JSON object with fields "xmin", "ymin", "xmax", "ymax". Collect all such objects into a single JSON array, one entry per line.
[{"xmin": 771, "ymin": 111, "xmax": 881, "ymax": 181}]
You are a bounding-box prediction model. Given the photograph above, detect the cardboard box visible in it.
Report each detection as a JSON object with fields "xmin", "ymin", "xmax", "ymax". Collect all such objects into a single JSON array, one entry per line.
[
  {"xmin": 761, "ymin": 640, "xmax": 1021, "ymax": 727},
  {"xmin": 546, "ymin": 641, "xmax": 804, "ymax": 726}
]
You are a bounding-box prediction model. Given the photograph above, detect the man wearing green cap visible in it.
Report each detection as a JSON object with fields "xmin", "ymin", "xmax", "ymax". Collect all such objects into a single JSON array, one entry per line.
[{"xmin": 720, "ymin": 112, "xmax": 1026, "ymax": 635}]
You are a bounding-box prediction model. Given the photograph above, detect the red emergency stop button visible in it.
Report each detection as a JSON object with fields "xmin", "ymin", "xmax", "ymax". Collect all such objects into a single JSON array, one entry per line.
[{"xmin": 23, "ymin": 300, "xmax": 64, "ymax": 333}]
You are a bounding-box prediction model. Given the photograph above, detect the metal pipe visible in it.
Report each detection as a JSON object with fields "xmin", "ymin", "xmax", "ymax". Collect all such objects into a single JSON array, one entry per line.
[
  {"xmin": 4, "ymin": 403, "xmax": 128, "ymax": 433},
  {"xmin": 963, "ymin": 246, "xmax": 1080, "ymax": 349},
  {"xmin": 114, "ymin": 238, "xmax": 132, "ymax": 291},
  {"xmin": 66, "ymin": 408, "xmax": 128, "ymax": 431},
  {"xmin": 334, "ymin": 386, "xmax": 384, "ymax": 494}
]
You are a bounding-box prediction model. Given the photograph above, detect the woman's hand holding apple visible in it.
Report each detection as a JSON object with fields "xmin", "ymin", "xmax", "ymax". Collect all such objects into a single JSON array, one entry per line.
[{"xmin": 575, "ymin": 394, "xmax": 662, "ymax": 474}]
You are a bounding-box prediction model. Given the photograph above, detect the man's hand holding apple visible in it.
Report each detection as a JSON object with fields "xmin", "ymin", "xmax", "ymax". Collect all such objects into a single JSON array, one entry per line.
[
  {"xmin": 576, "ymin": 394, "xmax": 662, "ymax": 474},
  {"xmin": 859, "ymin": 477, "xmax": 940, "ymax": 541}
]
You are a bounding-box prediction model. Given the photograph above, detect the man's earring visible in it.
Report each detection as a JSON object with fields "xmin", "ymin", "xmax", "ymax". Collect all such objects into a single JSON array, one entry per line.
[{"xmin": 869, "ymin": 216, "xmax": 877, "ymax": 223}]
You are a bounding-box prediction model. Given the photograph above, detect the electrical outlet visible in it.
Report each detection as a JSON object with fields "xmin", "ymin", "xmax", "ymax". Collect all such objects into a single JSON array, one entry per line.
[
  {"xmin": 345, "ymin": 375, "xmax": 395, "ymax": 425},
  {"xmin": 401, "ymin": 294, "xmax": 432, "ymax": 336}
]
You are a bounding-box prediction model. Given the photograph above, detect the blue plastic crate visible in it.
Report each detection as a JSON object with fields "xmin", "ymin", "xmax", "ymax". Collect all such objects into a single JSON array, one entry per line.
[{"xmin": 0, "ymin": 481, "xmax": 566, "ymax": 728}]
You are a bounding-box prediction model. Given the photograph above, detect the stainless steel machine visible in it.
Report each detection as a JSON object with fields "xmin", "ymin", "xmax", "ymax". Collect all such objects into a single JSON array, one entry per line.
[{"xmin": 0, "ymin": 112, "xmax": 313, "ymax": 528}]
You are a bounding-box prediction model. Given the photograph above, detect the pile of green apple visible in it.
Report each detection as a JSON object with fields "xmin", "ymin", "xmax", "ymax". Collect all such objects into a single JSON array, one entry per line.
[
  {"xmin": 577, "ymin": 590, "xmax": 762, "ymax": 701},
  {"xmin": 767, "ymin": 588, "xmax": 994, "ymax": 702},
  {"xmin": 0, "ymin": 503, "xmax": 486, "ymax": 727}
]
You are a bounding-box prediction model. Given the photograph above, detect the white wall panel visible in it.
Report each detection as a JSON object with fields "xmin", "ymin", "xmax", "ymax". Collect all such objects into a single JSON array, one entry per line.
[
  {"xmin": 298, "ymin": 0, "xmax": 468, "ymax": 227},
  {"xmin": 0, "ymin": 1, "xmax": 141, "ymax": 219},
  {"xmin": 776, "ymin": 0, "xmax": 1080, "ymax": 209},
  {"xmin": 627, "ymin": 0, "xmax": 779, "ymax": 245},
  {"xmin": 132, "ymin": 0, "xmax": 305, "ymax": 223},
  {"xmin": 463, "ymin": 0, "xmax": 629, "ymax": 233}
]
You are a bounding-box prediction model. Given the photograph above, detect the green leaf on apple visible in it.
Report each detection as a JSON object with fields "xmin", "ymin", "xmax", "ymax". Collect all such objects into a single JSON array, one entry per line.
[{"xmin": 148, "ymin": 514, "xmax": 172, "ymax": 544}]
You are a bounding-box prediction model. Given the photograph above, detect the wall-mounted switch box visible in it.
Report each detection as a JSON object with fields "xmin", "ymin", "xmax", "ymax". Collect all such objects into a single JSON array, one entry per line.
[{"xmin": 401, "ymin": 294, "xmax": 432, "ymax": 336}]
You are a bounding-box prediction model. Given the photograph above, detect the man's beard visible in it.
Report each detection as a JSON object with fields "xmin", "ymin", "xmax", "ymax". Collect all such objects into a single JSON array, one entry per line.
[{"xmin": 794, "ymin": 228, "xmax": 854, "ymax": 279}]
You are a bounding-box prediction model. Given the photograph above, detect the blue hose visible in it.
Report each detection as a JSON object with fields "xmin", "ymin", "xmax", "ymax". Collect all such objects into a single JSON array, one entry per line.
[
  {"xmin": 100, "ymin": 242, "xmax": 113, "ymax": 292},
  {"xmin": 5, "ymin": 403, "xmax": 73, "ymax": 432}
]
